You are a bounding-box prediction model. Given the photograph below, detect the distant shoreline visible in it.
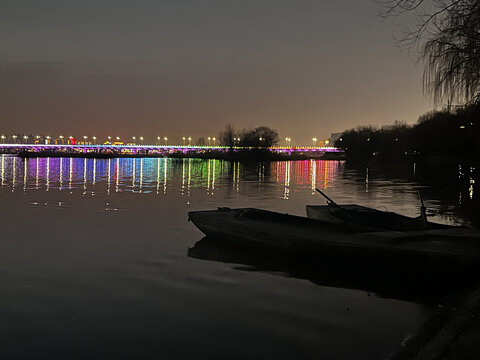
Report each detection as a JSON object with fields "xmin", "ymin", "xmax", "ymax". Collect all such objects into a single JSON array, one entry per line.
[{"xmin": 9, "ymin": 150, "xmax": 346, "ymax": 161}]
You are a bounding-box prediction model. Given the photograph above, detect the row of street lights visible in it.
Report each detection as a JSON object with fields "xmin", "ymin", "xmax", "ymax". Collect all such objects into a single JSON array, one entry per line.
[
  {"xmin": 1, "ymin": 133, "xmax": 329, "ymax": 147},
  {"xmin": 284, "ymin": 137, "xmax": 330, "ymax": 147},
  {"xmin": 207, "ymin": 137, "xmax": 216, "ymax": 146},
  {"xmin": 312, "ymin": 138, "xmax": 330, "ymax": 147},
  {"xmin": 0, "ymin": 135, "xmax": 207, "ymax": 146}
]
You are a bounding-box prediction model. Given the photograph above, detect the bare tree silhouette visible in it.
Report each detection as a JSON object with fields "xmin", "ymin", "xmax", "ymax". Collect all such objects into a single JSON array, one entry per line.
[
  {"xmin": 376, "ymin": 0, "xmax": 480, "ymax": 106},
  {"xmin": 219, "ymin": 124, "xmax": 236, "ymax": 148}
]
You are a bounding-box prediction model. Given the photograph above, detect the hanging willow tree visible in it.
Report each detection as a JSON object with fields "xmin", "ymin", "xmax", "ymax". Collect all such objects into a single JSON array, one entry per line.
[{"xmin": 376, "ymin": 0, "xmax": 480, "ymax": 106}]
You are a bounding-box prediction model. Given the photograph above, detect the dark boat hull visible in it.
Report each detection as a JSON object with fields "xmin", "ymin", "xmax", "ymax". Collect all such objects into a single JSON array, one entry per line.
[{"xmin": 188, "ymin": 208, "xmax": 480, "ymax": 268}]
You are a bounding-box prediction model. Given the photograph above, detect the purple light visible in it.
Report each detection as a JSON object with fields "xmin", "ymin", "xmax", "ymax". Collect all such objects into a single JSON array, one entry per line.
[{"xmin": 0, "ymin": 144, "xmax": 344, "ymax": 153}]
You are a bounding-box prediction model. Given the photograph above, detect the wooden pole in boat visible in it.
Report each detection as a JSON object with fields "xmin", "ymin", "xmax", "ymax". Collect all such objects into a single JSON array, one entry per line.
[
  {"xmin": 315, "ymin": 188, "xmax": 359, "ymax": 226},
  {"xmin": 418, "ymin": 190, "xmax": 428, "ymax": 227},
  {"xmin": 315, "ymin": 188, "xmax": 338, "ymax": 206}
]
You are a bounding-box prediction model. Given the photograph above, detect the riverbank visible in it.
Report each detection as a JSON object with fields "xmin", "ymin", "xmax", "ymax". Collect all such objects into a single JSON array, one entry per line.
[{"xmin": 390, "ymin": 281, "xmax": 480, "ymax": 360}]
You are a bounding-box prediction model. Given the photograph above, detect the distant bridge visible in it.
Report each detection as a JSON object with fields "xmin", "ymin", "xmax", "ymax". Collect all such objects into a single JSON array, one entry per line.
[{"xmin": 0, "ymin": 143, "xmax": 343, "ymax": 155}]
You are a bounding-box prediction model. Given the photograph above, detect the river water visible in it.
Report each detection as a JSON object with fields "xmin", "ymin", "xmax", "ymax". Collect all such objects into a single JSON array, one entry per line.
[{"xmin": 0, "ymin": 155, "xmax": 477, "ymax": 359}]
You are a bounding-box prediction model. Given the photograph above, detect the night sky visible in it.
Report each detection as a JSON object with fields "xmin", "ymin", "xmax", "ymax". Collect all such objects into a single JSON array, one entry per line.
[{"xmin": 0, "ymin": 0, "xmax": 431, "ymax": 145}]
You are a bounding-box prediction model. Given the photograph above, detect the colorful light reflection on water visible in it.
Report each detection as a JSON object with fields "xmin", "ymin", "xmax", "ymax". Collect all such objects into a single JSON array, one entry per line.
[
  {"xmin": 1, "ymin": 154, "xmax": 475, "ymax": 226},
  {"xmin": 0, "ymin": 155, "xmax": 342, "ymax": 200}
]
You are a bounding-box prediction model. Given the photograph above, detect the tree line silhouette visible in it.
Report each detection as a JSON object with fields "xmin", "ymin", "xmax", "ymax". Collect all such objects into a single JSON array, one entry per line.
[
  {"xmin": 335, "ymin": 104, "xmax": 480, "ymax": 161},
  {"xmin": 218, "ymin": 124, "xmax": 279, "ymax": 149}
]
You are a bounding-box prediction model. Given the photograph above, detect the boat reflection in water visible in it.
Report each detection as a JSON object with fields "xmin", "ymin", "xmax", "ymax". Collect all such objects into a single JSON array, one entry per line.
[{"xmin": 188, "ymin": 236, "xmax": 478, "ymax": 306}]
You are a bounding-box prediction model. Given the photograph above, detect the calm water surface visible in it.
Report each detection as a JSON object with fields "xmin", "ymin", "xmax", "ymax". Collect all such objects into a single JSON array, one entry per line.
[{"xmin": 0, "ymin": 155, "xmax": 475, "ymax": 359}]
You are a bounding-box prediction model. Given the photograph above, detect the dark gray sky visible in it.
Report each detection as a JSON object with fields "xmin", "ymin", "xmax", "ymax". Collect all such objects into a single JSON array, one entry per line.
[{"xmin": 0, "ymin": 0, "xmax": 431, "ymax": 144}]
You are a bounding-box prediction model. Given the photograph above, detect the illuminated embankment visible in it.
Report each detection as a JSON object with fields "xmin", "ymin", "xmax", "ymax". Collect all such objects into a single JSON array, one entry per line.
[{"xmin": 0, "ymin": 144, "xmax": 344, "ymax": 159}]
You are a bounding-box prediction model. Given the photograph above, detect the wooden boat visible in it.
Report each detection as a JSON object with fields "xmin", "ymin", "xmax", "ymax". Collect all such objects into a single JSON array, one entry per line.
[
  {"xmin": 188, "ymin": 207, "xmax": 480, "ymax": 267},
  {"xmin": 305, "ymin": 204, "xmax": 454, "ymax": 231},
  {"xmin": 306, "ymin": 189, "xmax": 456, "ymax": 232}
]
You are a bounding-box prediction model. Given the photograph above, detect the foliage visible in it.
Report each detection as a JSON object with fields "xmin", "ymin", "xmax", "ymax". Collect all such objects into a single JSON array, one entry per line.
[
  {"xmin": 239, "ymin": 126, "xmax": 280, "ymax": 148},
  {"xmin": 218, "ymin": 124, "xmax": 236, "ymax": 147},
  {"xmin": 335, "ymin": 104, "xmax": 480, "ymax": 159},
  {"xmin": 219, "ymin": 124, "xmax": 279, "ymax": 149},
  {"xmin": 196, "ymin": 137, "xmax": 206, "ymax": 146},
  {"xmin": 376, "ymin": 0, "xmax": 480, "ymax": 106}
]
